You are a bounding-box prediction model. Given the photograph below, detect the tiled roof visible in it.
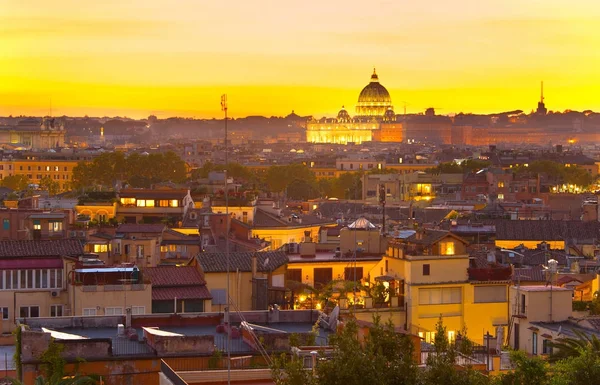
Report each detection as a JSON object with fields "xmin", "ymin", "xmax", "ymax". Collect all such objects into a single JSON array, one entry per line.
[
  {"xmin": 196, "ymin": 251, "xmax": 288, "ymax": 273},
  {"xmin": 492, "ymin": 220, "xmax": 600, "ymax": 241},
  {"xmin": 521, "ymin": 249, "xmax": 568, "ymax": 266},
  {"xmin": 152, "ymin": 286, "xmax": 212, "ymax": 301},
  {"xmin": 145, "ymin": 266, "xmax": 206, "ymax": 286},
  {"xmin": 0, "ymin": 239, "xmax": 83, "ymax": 258},
  {"xmin": 252, "ymin": 209, "xmax": 288, "ymax": 227},
  {"xmin": 514, "ymin": 266, "xmax": 546, "ymax": 282},
  {"xmin": 116, "ymin": 224, "xmax": 166, "ymax": 233}
]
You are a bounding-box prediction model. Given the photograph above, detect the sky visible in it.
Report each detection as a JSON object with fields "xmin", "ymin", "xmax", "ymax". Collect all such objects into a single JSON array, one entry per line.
[{"xmin": 1, "ymin": 0, "xmax": 599, "ymax": 119}]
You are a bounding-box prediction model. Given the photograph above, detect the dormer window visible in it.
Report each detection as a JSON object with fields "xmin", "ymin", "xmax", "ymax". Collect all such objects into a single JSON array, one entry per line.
[{"xmin": 440, "ymin": 241, "xmax": 455, "ymax": 256}]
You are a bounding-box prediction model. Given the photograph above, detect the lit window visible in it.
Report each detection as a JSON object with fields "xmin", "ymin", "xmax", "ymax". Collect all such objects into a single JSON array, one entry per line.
[
  {"xmin": 136, "ymin": 200, "xmax": 146, "ymax": 207},
  {"xmin": 440, "ymin": 241, "xmax": 455, "ymax": 256},
  {"xmin": 497, "ymin": 181, "xmax": 504, "ymax": 188},
  {"xmin": 497, "ymin": 193, "xmax": 505, "ymax": 200},
  {"xmin": 45, "ymin": 166, "xmax": 50, "ymax": 171},
  {"xmin": 145, "ymin": 200, "xmax": 155, "ymax": 207},
  {"xmin": 169, "ymin": 200, "xmax": 179, "ymax": 207},
  {"xmin": 448, "ymin": 331, "xmax": 455, "ymax": 343},
  {"xmin": 120, "ymin": 198, "xmax": 135, "ymax": 205},
  {"xmin": 160, "ymin": 245, "xmax": 168, "ymax": 252},
  {"xmin": 48, "ymin": 221, "xmax": 63, "ymax": 232},
  {"xmin": 93, "ymin": 244, "xmax": 108, "ymax": 253}
]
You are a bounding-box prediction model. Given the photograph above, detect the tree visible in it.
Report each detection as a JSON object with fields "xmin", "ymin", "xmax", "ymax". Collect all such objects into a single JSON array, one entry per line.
[
  {"xmin": 422, "ymin": 318, "xmax": 488, "ymax": 385},
  {"xmin": 39, "ymin": 177, "xmax": 60, "ymax": 196},
  {"xmin": 550, "ymin": 345, "xmax": 600, "ymax": 385},
  {"xmin": 1, "ymin": 175, "xmax": 30, "ymax": 191},
  {"xmin": 287, "ymin": 179, "xmax": 319, "ymax": 200},
  {"xmin": 547, "ymin": 329, "xmax": 600, "ymax": 362},
  {"xmin": 491, "ymin": 350, "xmax": 548, "ymax": 385},
  {"xmin": 271, "ymin": 353, "xmax": 317, "ymax": 385}
]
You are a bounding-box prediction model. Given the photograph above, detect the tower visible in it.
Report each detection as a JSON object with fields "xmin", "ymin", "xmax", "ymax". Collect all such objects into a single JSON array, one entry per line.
[{"xmin": 536, "ymin": 81, "xmax": 547, "ymax": 115}]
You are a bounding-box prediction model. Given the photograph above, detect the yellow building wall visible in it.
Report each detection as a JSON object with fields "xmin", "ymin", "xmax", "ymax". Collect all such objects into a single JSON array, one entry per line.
[
  {"xmin": 70, "ymin": 286, "xmax": 152, "ymax": 316},
  {"xmin": 287, "ymin": 260, "xmax": 380, "ymax": 288},
  {"xmin": 405, "ymin": 257, "xmax": 469, "ymax": 284},
  {"xmin": 0, "ymin": 290, "xmax": 70, "ymax": 333},
  {"xmin": 495, "ymin": 240, "xmax": 565, "ymax": 250},
  {"xmin": 463, "ymin": 284, "xmax": 509, "ymax": 340},
  {"xmin": 204, "ymin": 271, "xmax": 255, "ymax": 312},
  {"xmin": 0, "ymin": 159, "xmax": 79, "ymax": 192},
  {"xmin": 75, "ymin": 203, "xmax": 117, "ymax": 221},
  {"xmin": 171, "ymin": 228, "xmax": 200, "ymax": 236},
  {"xmin": 252, "ymin": 225, "xmax": 324, "ymax": 249}
]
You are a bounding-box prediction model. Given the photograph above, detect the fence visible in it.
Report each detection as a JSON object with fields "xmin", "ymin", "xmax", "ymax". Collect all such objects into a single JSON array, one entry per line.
[{"xmin": 1, "ymin": 351, "xmax": 16, "ymax": 379}]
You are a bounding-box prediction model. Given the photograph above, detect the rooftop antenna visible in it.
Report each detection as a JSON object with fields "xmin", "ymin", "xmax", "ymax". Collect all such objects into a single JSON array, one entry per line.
[
  {"xmin": 221, "ymin": 94, "xmax": 231, "ymax": 385},
  {"xmin": 540, "ymin": 81, "xmax": 544, "ymax": 104}
]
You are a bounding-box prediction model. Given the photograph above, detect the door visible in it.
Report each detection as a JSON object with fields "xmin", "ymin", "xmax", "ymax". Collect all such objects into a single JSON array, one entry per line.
[
  {"xmin": 514, "ymin": 323, "xmax": 520, "ymax": 350},
  {"xmin": 313, "ymin": 268, "xmax": 333, "ymax": 289}
]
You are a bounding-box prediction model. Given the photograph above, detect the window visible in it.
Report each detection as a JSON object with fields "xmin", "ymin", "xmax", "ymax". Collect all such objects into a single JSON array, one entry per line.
[
  {"xmin": 3, "ymin": 219, "xmax": 9, "ymax": 230},
  {"xmin": 242, "ymin": 212, "xmax": 248, "ymax": 223},
  {"xmin": 448, "ymin": 331, "xmax": 456, "ymax": 343},
  {"xmin": 313, "ymin": 268, "xmax": 333, "ymax": 289},
  {"xmin": 497, "ymin": 181, "xmax": 505, "ymax": 188},
  {"xmin": 105, "ymin": 307, "xmax": 123, "ymax": 316},
  {"xmin": 131, "ymin": 306, "xmax": 145, "ymax": 315},
  {"xmin": 136, "ymin": 245, "xmax": 144, "ymax": 259},
  {"xmin": 286, "ymin": 269, "xmax": 302, "ymax": 283},
  {"xmin": 418, "ymin": 331, "xmax": 436, "ymax": 343},
  {"xmin": 440, "ymin": 241, "xmax": 455, "ymax": 255},
  {"xmin": 33, "ymin": 220, "xmax": 41, "ymax": 230},
  {"xmin": 542, "ymin": 339, "xmax": 552, "ymax": 355},
  {"xmin": 146, "ymin": 200, "xmax": 155, "ymax": 207},
  {"xmin": 497, "ymin": 193, "xmax": 505, "ymax": 200},
  {"xmin": 344, "ymin": 267, "xmax": 363, "ymax": 281},
  {"xmin": 83, "ymin": 308, "xmax": 97, "ymax": 316},
  {"xmin": 532, "ymin": 332, "xmax": 538, "ymax": 355},
  {"xmin": 48, "ymin": 221, "xmax": 62, "ymax": 232},
  {"xmin": 26, "ymin": 270, "xmax": 33, "ymax": 289},
  {"xmin": 419, "ymin": 287, "xmax": 462, "ymax": 305},
  {"xmin": 45, "ymin": 166, "xmax": 50, "ymax": 171},
  {"xmin": 169, "ymin": 199, "xmax": 179, "ymax": 207},
  {"xmin": 158, "ymin": 200, "xmax": 169, "ymax": 207},
  {"xmin": 93, "ymin": 244, "xmax": 108, "ymax": 253},
  {"xmin": 160, "ymin": 245, "xmax": 168, "ymax": 252},
  {"xmin": 1, "ymin": 307, "xmax": 8, "ymax": 320},
  {"xmin": 136, "ymin": 200, "xmax": 147, "ymax": 207},
  {"xmin": 54, "ymin": 166, "xmax": 59, "ymax": 171},
  {"xmin": 50, "ymin": 305, "xmax": 63, "ymax": 317},
  {"xmin": 120, "ymin": 198, "xmax": 135, "ymax": 205},
  {"xmin": 422, "ymin": 264, "xmax": 430, "ymax": 276},
  {"xmin": 520, "ymin": 294, "xmax": 526, "ymax": 314},
  {"xmin": 474, "ymin": 286, "xmax": 507, "ymax": 303},
  {"xmin": 19, "ymin": 306, "xmax": 40, "ymax": 318}
]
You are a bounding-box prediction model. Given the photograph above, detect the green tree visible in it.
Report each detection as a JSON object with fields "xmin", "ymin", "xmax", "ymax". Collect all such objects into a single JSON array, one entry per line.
[
  {"xmin": 550, "ymin": 345, "xmax": 600, "ymax": 385},
  {"xmin": 1, "ymin": 175, "xmax": 31, "ymax": 191},
  {"xmin": 39, "ymin": 176, "xmax": 60, "ymax": 196},
  {"xmin": 547, "ymin": 329, "xmax": 600, "ymax": 362},
  {"xmin": 287, "ymin": 179, "xmax": 319, "ymax": 200},
  {"xmin": 271, "ymin": 352, "xmax": 317, "ymax": 385},
  {"xmin": 491, "ymin": 350, "xmax": 548, "ymax": 385}
]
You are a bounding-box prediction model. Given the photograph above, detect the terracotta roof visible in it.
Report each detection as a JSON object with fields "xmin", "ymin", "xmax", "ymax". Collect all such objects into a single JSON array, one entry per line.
[
  {"xmin": 196, "ymin": 251, "xmax": 288, "ymax": 273},
  {"xmin": 514, "ymin": 266, "xmax": 546, "ymax": 282},
  {"xmin": 152, "ymin": 286, "xmax": 212, "ymax": 301},
  {"xmin": 145, "ymin": 266, "xmax": 206, "ymax": 286},
  {"xmin": 492, "ymin": 220, "xmax": 600, "ymax": 241},
  {"xmin": 117, "ymin": 224, "xmax": 166, "ymax": 233},
  {"xmin": 0, "ymin": 239, "xmax": 83, "ymax": 258},
  {"xmin": 252, "ymin": 209, "xmax": 288, "ymax": 227},
  {"xmin": 405, "ymin": 229, "xmax": 466, "ymax": 246}
]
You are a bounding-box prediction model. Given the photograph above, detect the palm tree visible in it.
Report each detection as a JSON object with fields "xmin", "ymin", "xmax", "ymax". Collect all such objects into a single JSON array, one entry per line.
[{"xmin": 547, "ymin": 329, "xmax": 600, "ymax": 362}]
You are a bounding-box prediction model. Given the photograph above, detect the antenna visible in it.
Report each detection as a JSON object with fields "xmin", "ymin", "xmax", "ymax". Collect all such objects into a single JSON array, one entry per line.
[{"xmin": 221, "ymin": 93, "xmax": 231, "ymax": 385}]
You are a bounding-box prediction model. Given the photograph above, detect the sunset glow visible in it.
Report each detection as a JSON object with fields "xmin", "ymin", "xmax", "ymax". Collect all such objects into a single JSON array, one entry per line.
[{"xmin": 1, "ymin": 0, "xmax": 599, "ymax": 118}]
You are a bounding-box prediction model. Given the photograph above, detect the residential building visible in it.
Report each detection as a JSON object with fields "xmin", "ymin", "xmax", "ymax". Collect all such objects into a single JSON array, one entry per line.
[
  {"xmin": 192, "ymin": 251, "xmax": 288, "ymax": 311},
  {"xmin": 67, "ymin": 263, "xmax": 151, "ymax": 317},
  {"xmin": 0, "ymin": 239, "xmax": 84, "ymax": 333},
  {"xmin": 0, "ymin": 208, "xmax": 72, "ymax": 240},
  {"xmin": 116, "ymin": 188, "xmax": 194, "ymax": 224},
  {"xmin": 145, "ymin": 266, "xmax": 211, "ymax": 313}
]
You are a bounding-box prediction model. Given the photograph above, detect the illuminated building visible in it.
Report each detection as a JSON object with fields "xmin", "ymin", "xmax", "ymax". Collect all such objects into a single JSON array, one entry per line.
[
  {"xmin": 306, "ymin": 69, "xmax": 403, "ymax": 144},
  {"xmin": 0, "ymin": 117, "xmax": 66, "ymax": 150},
  {"xmin": 0, "ymin": 158, "xmax": 79, "ymax": 192}
]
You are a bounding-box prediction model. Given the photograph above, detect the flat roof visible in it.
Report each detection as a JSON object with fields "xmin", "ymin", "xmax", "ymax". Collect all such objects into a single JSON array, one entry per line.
[
  {"xmin": 75, "ymin": 267, "xmax": 136, "ymax": 273},
  {"xmin": 513, "ymin": 285, "xmax": 572, "ymax": 292},
  {"xmin": 287, "ymin": 252, "xmax": 382, "ymax": 263}
]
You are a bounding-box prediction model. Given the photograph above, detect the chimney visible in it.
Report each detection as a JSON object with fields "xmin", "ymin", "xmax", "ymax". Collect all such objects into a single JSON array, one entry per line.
[{"xmin": 252, "ymin": 253, "xmax": 258, "ymax": 278}]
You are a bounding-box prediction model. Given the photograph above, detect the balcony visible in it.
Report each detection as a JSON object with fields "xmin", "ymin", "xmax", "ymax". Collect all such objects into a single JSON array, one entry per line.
[{"xmin": 78, "ymin": 283, "xmax": 149, "ymax": 293}]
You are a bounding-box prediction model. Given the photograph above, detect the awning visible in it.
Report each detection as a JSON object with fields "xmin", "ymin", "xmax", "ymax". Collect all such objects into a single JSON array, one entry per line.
[
  {"xmin": 152, "ymin": 286, "xmax": 212, "ymax": 301},
  {"xmin": 0, "ymin": 258, "xmax": 63, "ymax": 270}
]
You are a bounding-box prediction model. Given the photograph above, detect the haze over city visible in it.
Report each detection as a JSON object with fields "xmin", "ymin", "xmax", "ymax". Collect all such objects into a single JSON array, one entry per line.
[{"xmin": 2, "ymin": 0, "xmax": 600, "ymax": 118}]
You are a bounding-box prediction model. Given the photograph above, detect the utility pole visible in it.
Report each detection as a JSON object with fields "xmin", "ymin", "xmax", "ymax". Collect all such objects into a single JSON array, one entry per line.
[{"xmin": 221, "ymin": 94, "xmax": 231, "ymax": 385}]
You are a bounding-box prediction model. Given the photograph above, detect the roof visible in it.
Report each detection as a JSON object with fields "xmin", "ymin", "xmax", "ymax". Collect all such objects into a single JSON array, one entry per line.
[
  {"xmin": 492, "ymin": 220, "xmax": 600, "ymax": 241},
  {"xmin": 145, "ymin": 266, "xmax": 206, "ymax": 286},
  {"xmin": 152, "ymin": 286, "xmax": 212, "ymax": 301},
  {"xmin": 513, "ymin": 266, "xmax": 546, "ymax": 282},
  {"xmin": 348, "ymin": 217, "xmax": 376, "ymax": 229},
  {"xmin": 0, "ymin": 239, "xmax": 83, "ymax": 258},
  {"xmin": 197, "ymin": 251, "xmax": 288, "ymax": 273},
  {"xmin": 404, "ymin": 229, "xmax": 466, "ymax": 246},
  {"xmin": 116, "ymin": 224, "xmax": 166, "ymax": 233}
]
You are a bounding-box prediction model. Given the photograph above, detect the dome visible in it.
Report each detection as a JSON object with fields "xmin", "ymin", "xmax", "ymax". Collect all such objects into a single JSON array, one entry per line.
[
  {"xmin": 337, "ymin": 106, "xmax": 351, "ymax": 122},
  {"xmin": 356, "ymin": 69, "xmax": 393, "ymax": 117}
]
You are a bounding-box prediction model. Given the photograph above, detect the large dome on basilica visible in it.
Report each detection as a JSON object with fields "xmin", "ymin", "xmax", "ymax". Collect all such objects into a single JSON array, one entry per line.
[{"xmin": 356, "ymin": 69, "xmax": 393, "ymax": 118}]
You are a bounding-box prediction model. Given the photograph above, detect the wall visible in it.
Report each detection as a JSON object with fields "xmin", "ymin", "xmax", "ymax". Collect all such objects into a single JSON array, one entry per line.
[
  {"xmin": 70, "ymin": 284, "xmax": 152, "ymax": 317},
  {"xmin": 339, "ymin": 228, "xmax": 387, "ymax": 254},
  {"xmin": 205, "ymin": 271, "xmax": 254, "ymax": 312},
  {"xmin": 286, "ymin": 259, "xmax": 381, "ymax": 289},
  {"xmin": 0, "ymin": 289, "xmax": 70, "ymax": 333},
  {"xmin": 404, "ymin": 256, "xmax": 469, "ymax": 285},
  {"xmin": 144, "ymin": 329, "xmax": 214, "ymax": 356}
]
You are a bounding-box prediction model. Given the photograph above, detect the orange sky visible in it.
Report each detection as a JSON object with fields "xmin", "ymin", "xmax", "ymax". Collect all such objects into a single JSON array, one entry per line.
[{"xmin": 1, "ymin": 0, "xmax": 599, "ymax": 119}]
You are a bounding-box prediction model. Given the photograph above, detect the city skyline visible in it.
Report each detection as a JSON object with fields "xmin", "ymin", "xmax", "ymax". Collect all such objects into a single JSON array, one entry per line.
[{"xmin": 1, "ymin": 0, "xmax": 599, "ymax": 118}]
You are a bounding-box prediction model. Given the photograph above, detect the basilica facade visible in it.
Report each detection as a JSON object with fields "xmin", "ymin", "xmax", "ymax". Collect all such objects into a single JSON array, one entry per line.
[{"xmin": 306, "ymin": 70, "xmax": 403, "ymax": 144}]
